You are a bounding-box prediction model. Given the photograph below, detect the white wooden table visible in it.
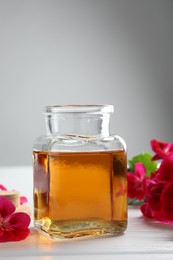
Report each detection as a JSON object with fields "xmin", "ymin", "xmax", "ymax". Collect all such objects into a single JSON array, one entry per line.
[{"xmin": 0, "ymin": 166, "xmax": 173, "ymax": 259}]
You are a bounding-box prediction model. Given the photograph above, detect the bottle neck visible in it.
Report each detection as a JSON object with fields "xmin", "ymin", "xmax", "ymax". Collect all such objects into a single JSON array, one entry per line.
[{"xmin": 45, "ymin": 114, "xmax": 110, "ymax": 138}]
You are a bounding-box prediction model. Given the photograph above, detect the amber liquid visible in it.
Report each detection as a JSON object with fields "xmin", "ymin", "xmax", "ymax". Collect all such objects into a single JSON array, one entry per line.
[{"xmin": 33, "ymin": 150, "xmax": 127, "ymax": 240}]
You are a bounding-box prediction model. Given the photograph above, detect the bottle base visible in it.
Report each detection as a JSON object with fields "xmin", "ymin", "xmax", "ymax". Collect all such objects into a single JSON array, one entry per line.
[{"xmin": 34, "ymin": 218, "xmax": 127, "ymax": 241}]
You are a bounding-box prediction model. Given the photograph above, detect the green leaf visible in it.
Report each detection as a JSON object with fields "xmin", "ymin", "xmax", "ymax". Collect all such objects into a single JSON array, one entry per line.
[{"xmin": 128, "ymin": 153, "xmax": 157, "ymax": 177}]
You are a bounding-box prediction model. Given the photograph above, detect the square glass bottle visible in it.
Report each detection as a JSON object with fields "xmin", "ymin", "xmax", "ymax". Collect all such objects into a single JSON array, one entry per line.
[{"xmin": 33, "ymin": 105, "xmax": 127, "ymax": 240}]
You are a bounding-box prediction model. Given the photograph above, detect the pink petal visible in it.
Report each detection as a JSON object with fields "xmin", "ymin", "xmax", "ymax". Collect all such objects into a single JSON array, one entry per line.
[
  {"xmin": 0, "ymin": 185, "xmax": 7, "ymax": 191},
  {"xmin": 140, "ymin": 203, "xmax": 153, "ymax": 218},
  {"xmin": 146, "ymin": 180, "xmax": 164, "ymax": 211},
  {"xmin": 127, "ymin": 172, "xmax": 146, "ymax": 200},
  {"xmin": 158, "ymin": 154, "xmax": 173, "ymax": 181},
  {"xmin": 0, "ymin": 197, "xmax": 15, "ymax": 219},
  {"xmin": 161, "ymin": 182, "xmax": 173, "ymax": 221},
  {"xmin": 0, "ymin": 228, "xmax": 3, "ymax": 236},
  {"xmin": 135, "ymin": 162, "xmax": 146, "ymax": 179},
  {"xmin": 152, "ymin": 154, "xmax": 161, "ymax": 161},
  {"xmin": 145, "ymin": 178, "xmax": 156, "ymax": 188},
  {"xmin": 127, "ymin": 172, "xmax": 138, "ymax": 187},
  {"xmin": 136, "ymin": 190, "xmax": 146, "ymax": 201},
  {"xmin": 8, "ymin": 212, "xmax": 31, "ymax": 229},
  {"xmin": 151, "ymin": 139, "xmax": 173, "ymax": 160},
  {"xmin": 0, "ymin": 229, "xmax": 30, "ymax": 242},
  {"xmin": 127, "ymin": 173, "xmax": 138, "ymax": 198},
  {"xmin": 127, "ymin": 172, "xmax": 137, "ymax": 182},
  {"xmin": 151, "ymin": 139, "xmax": 168, "ymax": 159},
  {"xmin": 20, "ymin": 196, "xmax": 28, "ymax": 205}
]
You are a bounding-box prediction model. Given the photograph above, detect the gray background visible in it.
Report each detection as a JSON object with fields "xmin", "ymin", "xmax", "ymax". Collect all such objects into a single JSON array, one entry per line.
[{"xmin": 0, "ymin": 0, "xmax": 172, "ymax": 166}]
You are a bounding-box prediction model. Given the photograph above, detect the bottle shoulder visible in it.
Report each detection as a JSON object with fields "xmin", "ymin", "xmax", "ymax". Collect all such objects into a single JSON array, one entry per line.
[
  {"xmin": 33, "ymin": 134, "xmax": 126, "ymax": 152},
  {"xmin": 95, "ymin": 135, "xmax": 126, "ymax": 151},
  {"xmin": 33, "ymin": 135, "xmax": 52, "ymax": 151}
]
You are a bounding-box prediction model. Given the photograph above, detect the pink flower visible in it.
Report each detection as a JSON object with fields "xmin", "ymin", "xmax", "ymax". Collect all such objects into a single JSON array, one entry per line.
[
  {"xmin": 151, "ymin": 139, "xmax": 173, "ymax": 161},
  {"xmin": 0, "ymin": 196, "xmax": 30, "ymax": 242},
  {"xmin": 156, "ymin": 153, "xmax": 173, "ymax": 181},
  {"xmin": 140, "ymin": 154, "xmax": 173, "ymax": 223},
  {"xmin": 0, "ymin": 185, "xmax": 28, "ymax": 205},
  {"xmin": 161, "ymin": 182, "xmax": 173, "ymax": 221},
  {"xmin": 145, "ymin": 178, "xmax": 164, "ymax": 210},
  {"xmin": 127, "ymin": 163, "xmax": 147, "ymax": 200}
]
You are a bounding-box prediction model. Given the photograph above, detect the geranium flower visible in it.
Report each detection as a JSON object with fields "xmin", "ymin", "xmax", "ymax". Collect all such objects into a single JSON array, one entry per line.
[
  {"xmin": 161, "ymin": 182, "xmax": 173, "ymax": 221},
  {"xmin": 0, "ymin": 196, "xmax": 30, "ymax": 242},
  {"xmin": 140, "ymin": 154, "xmax": 173, "ymax": 223},
  {"xmin": 151, "ymin": 139, "xmax": 173, "ymax": 161},
  {"xmin": 0, "ymin": 185, "xmax": 28, "ymax": 205},
  {"xmin": 127, "ymin": 162, "xmax": 147, "ymax": 200},
  {"xmin": 140, "ymin": 177, "xmax": 165, "ymax": 219}
]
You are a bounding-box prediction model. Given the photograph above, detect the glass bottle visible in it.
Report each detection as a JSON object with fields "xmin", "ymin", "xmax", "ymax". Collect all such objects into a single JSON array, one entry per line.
[{"xmin": 33, "ymin": 105, "xmax": 127, "ymax": 240}]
